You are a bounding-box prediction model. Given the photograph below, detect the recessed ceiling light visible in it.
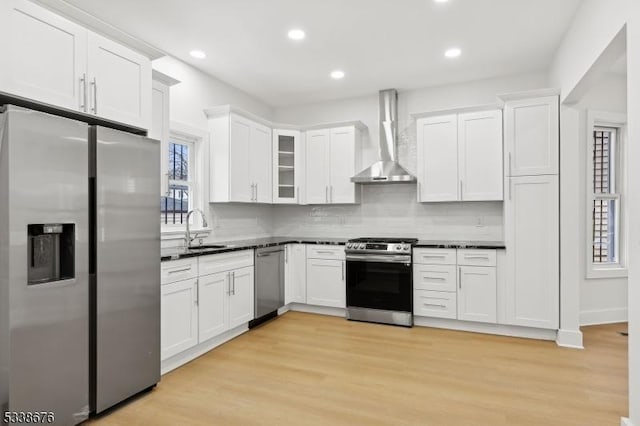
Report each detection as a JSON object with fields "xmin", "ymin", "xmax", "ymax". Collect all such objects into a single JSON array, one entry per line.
[
  {"xmin": 330, "ymin": 70, "xmax": 345, "ymax": 80},
  {"xmin": 190, "ymin": 50, "xmax": 206, "ymax": 59},
  {"xmin": 434, "ymin": 0, "xmax": 449, "ymax": 2},
  {"xmin": 288, "ymin": 29, "xmax": 306, "ymax": 40},
  {"xmin": 444, "ymin": 48, "xmax": 461, "ymax": 58}
]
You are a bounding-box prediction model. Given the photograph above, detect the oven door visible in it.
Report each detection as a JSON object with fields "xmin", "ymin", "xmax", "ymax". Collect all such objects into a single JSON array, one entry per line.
[{"xmin": 346, "ymin": 254, "xmax": 412, "ymax": 313}]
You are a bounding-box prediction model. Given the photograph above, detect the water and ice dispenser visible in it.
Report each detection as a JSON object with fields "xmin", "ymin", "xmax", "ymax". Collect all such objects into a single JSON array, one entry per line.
[{"xmin": 27, "ymin": 224, "xmax": 75, "ymax": 285}]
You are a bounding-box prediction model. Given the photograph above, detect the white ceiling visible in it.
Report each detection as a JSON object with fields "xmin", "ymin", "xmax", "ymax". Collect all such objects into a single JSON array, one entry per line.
[{"xmin": 58, "ymin": 0, "xmax": 582, "ymax": 107}]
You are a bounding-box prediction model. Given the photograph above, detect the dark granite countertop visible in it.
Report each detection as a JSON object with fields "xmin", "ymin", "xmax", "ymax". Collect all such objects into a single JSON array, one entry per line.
[
  {"xmin": 161, "ymin": 237, "xmax": 347, "ymax": 261},
  {"xmin": 415, "ymin": 240, "xmax": 506, "ymax": 249}
]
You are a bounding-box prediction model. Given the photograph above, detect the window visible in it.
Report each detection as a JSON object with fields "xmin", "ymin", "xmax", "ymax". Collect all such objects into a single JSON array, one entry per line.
[
  {"xmin": 592, "ymin": 127, "xmax": 620, "ymax": 264},
  {"xmin": 587, "ymin": 111, "xmax": 626, "ymax": 278},
  {"xmin": 161, "ymin": 137, "xmax": 195, "ymax": 225},
  {"xmin": 160, "ymin": 124, "xmax": 207, "ymax": 233}
]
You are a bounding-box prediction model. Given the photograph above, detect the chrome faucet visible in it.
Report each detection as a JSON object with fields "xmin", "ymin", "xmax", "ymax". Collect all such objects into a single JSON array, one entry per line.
[{"xmin": 184, "ymin": 209, "xmax": 208, "ymax": 249}]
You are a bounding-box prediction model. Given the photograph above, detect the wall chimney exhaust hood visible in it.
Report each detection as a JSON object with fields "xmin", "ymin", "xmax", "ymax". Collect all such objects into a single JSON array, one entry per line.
[{"xmin": 351, "ymin": 89, "xmax": 416, "ymax": 184}]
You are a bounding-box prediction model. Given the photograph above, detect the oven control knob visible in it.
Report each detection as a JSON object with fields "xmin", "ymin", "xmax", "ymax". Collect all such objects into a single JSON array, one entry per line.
[
  {"xmin": 358, "ymin": 243, "xmax": 366, "ymax": 249},
  {"xmin": 403, "ymin": 245, "xmax": 410, "ymax": 251},
  {"xmin": 346, "ymin": 243, "xmax": 352, "ymax": 249},
  {"xmin": 395, "ymin": 244, "xmax": 402, "ymax": 251}
]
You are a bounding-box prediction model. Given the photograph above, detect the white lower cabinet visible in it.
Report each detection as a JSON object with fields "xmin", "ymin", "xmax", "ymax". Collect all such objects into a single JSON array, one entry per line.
[
  {"xmin": 457, "ymin": 266, "xmax": 497, "ymax": 324},
  {"xmin": 161, "ymin": 250, "xmax": 254, "ymax": 362},
  {"xmin": 161, "ymin": 278, "xmax": 198, "ymax": 360},
  {"xmin": 228, "ymin": 266, "xmax": 255, "ymax": 328},
  {"xmin": 198, "ymin": 272, "xmax": 228, "ymax": 342},
  {"xmin": 285, "ymin": 244, "xmax": 307, "ymax": 304},
  {"xmin": 306, "ymin": 245, "xmax": 346, "ymax": 308},
  {"xmin": 413, "ymin": 248, "xmax": 497, "ymax": 324}
]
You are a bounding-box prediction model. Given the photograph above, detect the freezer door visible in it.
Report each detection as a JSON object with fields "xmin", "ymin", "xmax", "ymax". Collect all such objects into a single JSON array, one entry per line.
[
  {"xmin": 4, "ymin": 106, "xmax": 90, "ymax": 423},
  {"xmin": 93, "ymin": 126, "xmax": 160, "ymax": 413}
]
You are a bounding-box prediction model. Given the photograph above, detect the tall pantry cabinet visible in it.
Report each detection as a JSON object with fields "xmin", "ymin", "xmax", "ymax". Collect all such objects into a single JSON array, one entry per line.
[{"xmin": 502, "ymin": 95, "xmax": 559, "ymax": 330}]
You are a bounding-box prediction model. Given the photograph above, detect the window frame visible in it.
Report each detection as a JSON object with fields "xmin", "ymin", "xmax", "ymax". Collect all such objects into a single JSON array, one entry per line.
[
  {"xmin": 161, "ymin": 122, "xmax": 209, "ymax": 237},
  {"xmin": 585, "ymin": 110, "xmax": 627, "ymax": 279}
]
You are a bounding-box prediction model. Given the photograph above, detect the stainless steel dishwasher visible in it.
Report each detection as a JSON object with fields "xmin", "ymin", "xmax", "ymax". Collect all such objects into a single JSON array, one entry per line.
[{"xmin": 249, "ymin": 246, "xmax": 285, "ymax": 328}]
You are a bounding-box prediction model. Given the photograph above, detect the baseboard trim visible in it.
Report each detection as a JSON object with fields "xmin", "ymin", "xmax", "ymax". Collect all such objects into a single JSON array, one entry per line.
[
  {"xmin": 288, "ymin": 303, "xmax": 346, "ymax": 318},
  {"xmin": 556, "ymin": 329, "xmax": 584, "ymax": 349},
  {"xmin": 580, "ymin": 308, "xmax": 628, "ymax": 326},
  {"xmin": 621, "ymin": 417, "xmax": 633, "ymax": 426},
  {"xmin": 413, "ymin": 316, "xmax": 557, "ymax": 341},
  {"xmin": 161, "ymin": 323, "xmax": 249, "ymax": 375}
]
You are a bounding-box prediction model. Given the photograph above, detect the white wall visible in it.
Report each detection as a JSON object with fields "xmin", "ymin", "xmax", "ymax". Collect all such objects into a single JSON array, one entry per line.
[
  {"xmin": 626, "ymin": 1, "xmax": 639, "ymax": 423},
  {"xmin": 153, "ymin": 56, "xmax": 276, "ymax": 246},
  {"xmin": 568, "ymin": 74, "xmax": 628, "ymax": 325},
  {"xmin": 271, "ymin": 72, "xmax": 548, "ymax": 241},
  {"xmin": 549, "ymin": 0, "xmax": 627, "ymax": 102}
]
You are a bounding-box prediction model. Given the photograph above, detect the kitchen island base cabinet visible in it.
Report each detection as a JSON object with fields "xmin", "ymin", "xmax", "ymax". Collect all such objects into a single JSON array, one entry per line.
[
  {"xmin": 161, "ymin": 278, "xmax": 198, "ymax": 360},
  {"xmin": 306, "ymin": 259, "xmax": 346, "ymax": 308}
]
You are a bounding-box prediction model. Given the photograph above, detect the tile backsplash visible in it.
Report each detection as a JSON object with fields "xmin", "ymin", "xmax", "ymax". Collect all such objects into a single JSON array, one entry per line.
[{"xmin": 272, "ymin": 183, "xmax": 503, "ymax": 241}]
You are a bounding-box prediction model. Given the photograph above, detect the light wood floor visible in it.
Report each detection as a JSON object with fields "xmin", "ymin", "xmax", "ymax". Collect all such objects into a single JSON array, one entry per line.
[{"xmin": 89, "ymin": 312, "xmax": 628, "ymax": 426}]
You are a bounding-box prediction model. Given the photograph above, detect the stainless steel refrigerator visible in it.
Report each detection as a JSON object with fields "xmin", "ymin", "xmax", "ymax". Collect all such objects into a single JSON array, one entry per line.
[{"xmin": 0, "ymin": 105, "xmax": 160, "ymax": 425}]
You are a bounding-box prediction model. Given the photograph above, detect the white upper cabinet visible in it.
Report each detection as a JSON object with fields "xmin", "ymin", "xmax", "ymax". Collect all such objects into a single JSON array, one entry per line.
[
  {"xmin": 503, "ymin": 174, "xmax": 559, "ymax": 329},
  {"xmin": 3, "ymin": 0, "xmax": 87, "ymax": 111},
  {"xmin": 458, "ymin": 110, "xmax": 503, "ymax": 201},
  {"xmin": 417, "ymin": 110, "xmax": 503, "ymax": 202},
  {"xmin": 87, "ymin": 32, "xmax": 151, "ymax": 129},
  {"xmin": 305, "ymin": 129, "xmax": 331, "ymax": 204},
  {"xmin": 273, "ymin": 129, "xmax": 304, "ymax": 204},
  {"xmin": 2, "ymin": 0, "xmax": 152, "ymax": 130},
  {"xmin": 504, "ymin": 96, "xmax": 559, "ymax": 177},
  {"xmin": 208, "ymin": 109, "xmax": 273, "ymax": 203},
  {"xmin": 417, "ymin": 114, "xmax": 459, "ymax": 202},
  {"xmin": 304, "ymin": 125, "xmax": 362, "ymax": 205}
]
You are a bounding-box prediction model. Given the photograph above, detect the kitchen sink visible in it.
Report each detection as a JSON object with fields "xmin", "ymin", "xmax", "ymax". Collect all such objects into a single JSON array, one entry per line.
[{"xmin": 187, "ymin": 244, "xmax": 227, "ymax": 250}]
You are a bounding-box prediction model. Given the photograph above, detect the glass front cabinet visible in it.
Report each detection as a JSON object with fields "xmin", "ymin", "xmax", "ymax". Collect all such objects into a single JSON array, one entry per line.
[{"xmin": 272, "ymin": 129, "xmax": 304, "ymax": 204}]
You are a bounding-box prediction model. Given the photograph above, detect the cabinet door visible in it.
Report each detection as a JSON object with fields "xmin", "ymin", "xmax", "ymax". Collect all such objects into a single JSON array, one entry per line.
[
  {"xmin": 229, "ymin": 114, "xmax": 252, "ymax": 202},
  {"xmin": 285, "ymin": 244, "xmax": 307, "ymax": 304},
  {"xmin": 417, "ymin": 115, "xmax": 459, "ymax": 202},
  {"xmin": 198, "ymin": 272, "xmax": 229, "ymax": 342},
  {"xmin": 458, "ymin": 266, "xmax": 497, "ymax": 323},
  {"xmin": 306, "ymin": 259, "xmax": 345, "ymax": 308},
  {"xmin": 504, "ymin": 96, "xmax": 559, "ymax": 176},
  {"xmin": 161, "ymin": 279, "xmax": 198, "ymax": 360},
  {"xmin": 504, "ymin": 175, "xmax": 559, "ymax": 329},
  {"xmin": 87, "ymin": 32, "xmax": 151, "ymax": 129},
  {"xmin": 329, "ymin": 127, "xmax": 357, "ymax": 204},
  {"xmin": 251, "ymin": 122, "xmax": 273, "ymax": 203},
  {"xmin": 458, "ymin": 110, "xmax": 503, "ymax": 201},
  {"xmin": 273, "ymin": 130, "xmax": 302, "ymax": 204},
  {"xmin": 4, "ymin": 0, "xmax": 87, "ymax": 111},
  {"xmin": 228, "ymin": 266, "xmax": 255, "ymax": 329},
  {"xmin": 305, "ymin": 129, "xmax": 330, "ymax": 204}
]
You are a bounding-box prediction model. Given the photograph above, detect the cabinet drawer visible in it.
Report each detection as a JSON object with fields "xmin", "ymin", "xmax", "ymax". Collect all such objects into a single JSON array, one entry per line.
[
  {"xmin": 413, "ymin": 264, "xmax": 457, "ymax": 292},
  {"xmin": 199, "ymin": 250, "xmax": 254, "ymax": 276},
  {"xmin": 307, "ymin": 244, "xmax": 345, "ymax": 260},
  {"xmin": 161, "ymin": 258, "xmax": 197, "ymax": 285},
  {"xmin": 414, "ymin": 290, "xmax": 457, "ymax": 319},
  {"xmin": 457, "ymin": 249, "xmax": 496, "ymax": 267},
  {"xmin": 413, "ymin": 248, "xmax": 456, "ymax": 265}
]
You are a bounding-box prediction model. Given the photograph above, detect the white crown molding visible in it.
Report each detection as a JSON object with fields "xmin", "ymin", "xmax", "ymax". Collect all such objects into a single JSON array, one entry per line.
[
  {"xmin": 32, "ymin": 0, "xmax": 166, "ymax": 59},
  {"xmin": 496, "ymin": 88, "xmax": 561, "ymax": 104},
  {"xmin": 152, "ymin": 70, "xmax": 180, "ymax": 87},
  {"xmin": 410, "ymin": 103, "xmax": 502, "ymax": 119},
  {"xmin": 204, "ymin": 105, "xmax": 367, "ymax": 132}
]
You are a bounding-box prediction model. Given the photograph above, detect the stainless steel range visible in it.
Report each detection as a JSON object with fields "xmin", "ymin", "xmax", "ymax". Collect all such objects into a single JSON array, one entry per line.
[{"xmin": 345, "ymin": 237, "xmax": 417, "ymax": 327}]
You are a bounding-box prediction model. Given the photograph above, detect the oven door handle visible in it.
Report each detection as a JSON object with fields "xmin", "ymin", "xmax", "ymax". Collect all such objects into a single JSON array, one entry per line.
[{"xmin": 346, "ymin": 254, "xmax": 411, "ymax": 264}]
